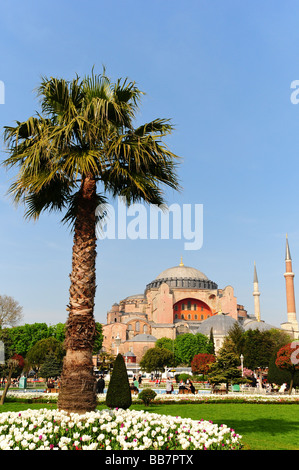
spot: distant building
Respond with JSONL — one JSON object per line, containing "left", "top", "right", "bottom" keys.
{"left": 102, "top": 237, "right": 299, "bottom": 362}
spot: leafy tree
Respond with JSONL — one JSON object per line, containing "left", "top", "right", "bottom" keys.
{"left": 275, "top": 343, "right": 299, "bottom": 394}
{"left": 93, "top": 322, "right": 103, "bottom": 354}
{"left": 0, "top": 295, "right": 23, "bottom": 328}
{"left": 3, "top": 69, "right": 180, "bottom": 414}
{"left": 155, "top": 337, "right": 175, "bottom": 352}
{"left": 106, "top": 353, "right": 131, "bottom": 409}
{"left": 39, "top": 352, "right": 63, "bottom": 381}
{"left": 155, "top": 337, "right": 176, "bottom": 365}
{"left": 243, "top": 329, "right": 280, "bottom": 370}
{"left": 226, "top": 322, "right": 245, "bottom": 356}
{"left": 48, "top": 323, "right": 66, "bottom": 343}
{"left": 268, "top": 354, "right": 299, "bottom": 388}
{"left": 207, "top": 339, "right": 243, "bottom": 392}
{"left": 175, "top": 333, "right": 212, "bottom": 365}
{"left": 26, "top": 337, "right": 65, "bottom": 372}
{"left": 0, "top": 354, "right": 25, "bottom": 405}
{"left": 0, "top": 323, "right": 50, "bottom": 357}
{"left": 191, "top": 353, "right": 216, "bottom": 379}
{"left": 140, "top": 347, "right": 174, "bottom": 375}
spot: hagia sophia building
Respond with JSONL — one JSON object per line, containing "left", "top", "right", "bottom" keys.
{"left": 101, "top": 235, "right": 299, "bottom": 363}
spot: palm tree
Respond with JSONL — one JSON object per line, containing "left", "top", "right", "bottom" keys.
{"left": 2, "top": 69, "right": 180, "bottom": 413}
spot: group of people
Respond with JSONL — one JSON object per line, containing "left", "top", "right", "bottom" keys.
{"left": 130, "top": 375, "right": 142, "bottom": 393}
{"left": 96, "top": 374, "right": 143, "bottom": 394}
{"left": 178, "top": 378, "right": 196, "bottom": 394}
{"left": 95, "top": 373, "right": 199, "bottom": 395}
{"left": 165, "top": 377, "right": 196, "bottom": 394}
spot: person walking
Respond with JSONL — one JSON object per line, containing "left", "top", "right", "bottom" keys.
{"left": 133, "top": 377, "right": 139, "bottom": 391}
{"left": 166, "top": 376, "right": 172, "bottom": 394}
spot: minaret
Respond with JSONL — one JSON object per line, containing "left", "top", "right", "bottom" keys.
{"left": 253, "top": 261, "right": 261, "bottom": 321}
{"left": 284, "top": 234, "right": 298, "bottom": 327}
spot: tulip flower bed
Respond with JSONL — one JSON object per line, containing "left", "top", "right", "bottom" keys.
{"left": 2, "top": 390, "right": 299, "bottom": 405}
{"left": 0, "top": 407, "right": 243, "bottom": 450}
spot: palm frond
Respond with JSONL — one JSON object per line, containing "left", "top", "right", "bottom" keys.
{"left": 2, "top": 68, "right": 181, "bottom": 229}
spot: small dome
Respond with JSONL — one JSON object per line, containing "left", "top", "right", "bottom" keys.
{"left": 243, "top": 320, "right": 278, "bottom": 332}
{"left": 196, "top": 314, "right": 238, "bottom": 336}
{"left": 156, "top": 265, "right": 208, "bottom": 281}
{"left": 123, "top": 351, "right": 136, "bottom": 357}
{"left": 124, "top": 294, "right": 145, "bottom": 301}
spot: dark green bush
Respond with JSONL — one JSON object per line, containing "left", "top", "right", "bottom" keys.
{"left": 105, "top": 354, "right": 132, "bottom": 409}
{"left": 138, "top": 388, "right": 157, "bottom": 406}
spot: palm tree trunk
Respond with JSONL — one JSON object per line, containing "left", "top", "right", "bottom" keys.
{"left": 58, "top": 175, "right": 98, "bottom": 413}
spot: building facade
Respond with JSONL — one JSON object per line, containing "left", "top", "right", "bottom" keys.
{"left": 102, "top": 237, "right": 299, "bottom": 363}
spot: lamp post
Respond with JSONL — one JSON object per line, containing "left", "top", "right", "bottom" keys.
{"left": 115, "top": 334, "right": 121, "bottom": 355}
{"left": 240, "top": 354, "right": 244, "bottom": 377}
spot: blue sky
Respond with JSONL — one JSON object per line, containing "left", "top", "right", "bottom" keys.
{"left": 1, "top": 1, "right": 299, "bottom": 329}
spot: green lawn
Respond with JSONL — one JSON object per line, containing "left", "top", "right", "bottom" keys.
{"left": 128, "top": 403, "right": 299, "bottom": 451}
{"left": 1, "top": 402, "right": 298, "bottom": 450}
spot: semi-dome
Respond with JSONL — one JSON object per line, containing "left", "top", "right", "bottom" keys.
{"left": 145, "top": 260, "right": 218, "bottom": 291}
{"left": 196, "top": 313, "right": 238, "bottom": 336}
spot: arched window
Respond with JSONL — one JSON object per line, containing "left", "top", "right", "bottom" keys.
{"left": 135, "top": 321, "right": 140, "bottom": 332}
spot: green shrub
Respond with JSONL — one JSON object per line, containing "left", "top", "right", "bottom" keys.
{"left": 106, "top": 354, "right": 132, "bottom": 409}
{"left": 138, "top": 388, "right": 157, "bottom": 406}
{"left": 175, "top": 373, "right": 192, "bottom": 383}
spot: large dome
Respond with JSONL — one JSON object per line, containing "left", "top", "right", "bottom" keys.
{"left": 156, "top": 265, "right": 209, "bottom": 281}
{"left": 145, "top": 261, "right": 217, "bottom": 291}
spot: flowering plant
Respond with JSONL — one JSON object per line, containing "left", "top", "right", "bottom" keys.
{"left": 0, "top": 408, "right": 242, "bottom": 450}
{"left": 2, "top": 390, "right": 299, "bottom": 404}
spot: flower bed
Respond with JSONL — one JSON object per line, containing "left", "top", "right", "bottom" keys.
{"left": 0, "top": 408, "right": 242, "bottom": 450}
{"left": 2, "top": 390, "right": 299, "bottom": 405}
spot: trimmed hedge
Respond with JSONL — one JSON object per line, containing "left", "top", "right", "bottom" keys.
{"left": 105, "top": 354, "right": 132, "bottom": 409}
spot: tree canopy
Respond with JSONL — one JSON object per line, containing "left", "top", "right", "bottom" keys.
{"left": 140, "top": 347, "right": 174, "bottom": 375}
{"left": 207, "top": 339, "right": 244, "bottom": 391}
{"left": 226, "top": 324, "right": 292, "bottom": 371}
{"left": 275, "top": 343, "right": 299, "bottom": 394}
{"left": 155, "top": 333, "right": 213, "bottom": 366}
{"left": 0, "top": 295, "right": 23, "bottom": 328}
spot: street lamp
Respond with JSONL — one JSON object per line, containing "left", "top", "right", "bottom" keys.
{"left": 115, "top": 334, "right": 121, "bottom": 355}
{"left": 240, "top": 354, "right": 244, "bottom": 377}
